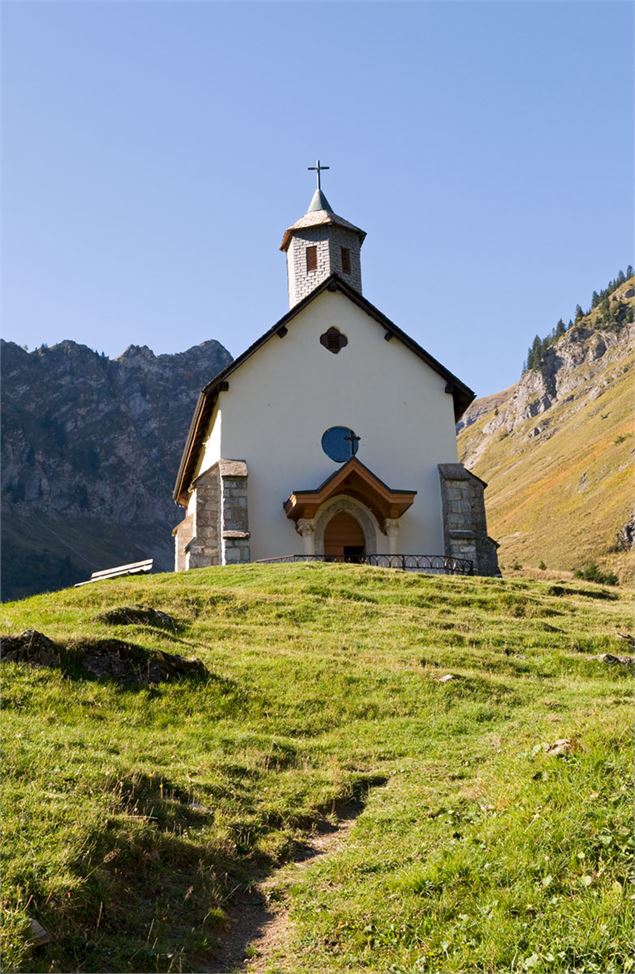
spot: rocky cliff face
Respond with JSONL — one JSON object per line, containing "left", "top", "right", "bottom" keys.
{"left": 457, "top": 279, "right": 634, "bottom": 575}
{"left": 459, "top": 319, "right": 632, "bottom": 465}
{"left": 2, "top": 339, "right": 232, "bottom": 600}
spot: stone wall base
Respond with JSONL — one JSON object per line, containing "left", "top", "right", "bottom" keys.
{"left": 438, "top": 463, "right": 500, "bottom": 577}
{"left": 173, "top": 460, "right": 250, "bottom": 570}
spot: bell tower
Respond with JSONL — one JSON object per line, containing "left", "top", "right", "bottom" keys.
{"left": 280, "top": 160, "right": 366, "bottom": 308}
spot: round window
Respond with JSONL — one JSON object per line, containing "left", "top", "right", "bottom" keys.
{"left": 321, "top": 426, "right": 360, "bottom": 462}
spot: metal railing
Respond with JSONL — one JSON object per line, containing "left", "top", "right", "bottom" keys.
{"left": 255, "top": 554, "right": 473, "bottom": 575}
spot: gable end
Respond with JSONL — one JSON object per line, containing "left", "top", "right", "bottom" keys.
{"left": 173, "top": 274, "right": 475, "bottom": 505}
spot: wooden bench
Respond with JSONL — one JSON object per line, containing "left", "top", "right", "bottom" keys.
{"left": 74, "top": 559, "right": 154, "bottom": 586}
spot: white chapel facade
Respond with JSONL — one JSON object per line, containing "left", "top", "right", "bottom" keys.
{"left": 173, "top": 169, "right": 499, "bottom": 576}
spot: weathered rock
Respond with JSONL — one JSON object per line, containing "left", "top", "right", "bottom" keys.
{"left": 1, "top": 630, "right": 60, "bottom": 667}
{"left": 437, "top": 673, "right": 457, "bottom": 683}
{"left": 546, "top": 738, "right": 574, "bottom": 757}
{"left": 28, "top": 918, "right": 51, "bottom": 947}
{"left": 614, "top": 512, "right": 635, "bottom": 551}
{"left": 68, "top": 638, "right": 208, "bottom": 686}
{"left": 592, "top": 653, "right": 635, "bottom": 667}
{"left": 1, "top": 630, "right": 208, "bottom": 686}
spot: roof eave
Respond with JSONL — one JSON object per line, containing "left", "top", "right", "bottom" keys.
{"left": 172, "top": 390, "right": 213, "bottom": 505}
{"left": 279, "top": 216, "right": 367, "bottom": 252}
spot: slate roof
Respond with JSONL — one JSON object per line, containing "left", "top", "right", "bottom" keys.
{"left": 173, "top": 274, "right": 475, "bottom": 505}
{"left": 279, "top": 207, "right": 366, "bottom": 252}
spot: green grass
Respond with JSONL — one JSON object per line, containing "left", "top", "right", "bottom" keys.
{"left": 1, "top": 564, "right": 633, "bottom": 973}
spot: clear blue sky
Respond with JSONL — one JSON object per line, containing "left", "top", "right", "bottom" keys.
{"left": 2, "top": 1, "right": 633, "bottom": 395}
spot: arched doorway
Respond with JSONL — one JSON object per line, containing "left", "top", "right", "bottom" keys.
{"left": 324, "top": 511, "right": 365, "bottom": 562}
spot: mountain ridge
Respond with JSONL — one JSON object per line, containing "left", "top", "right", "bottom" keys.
{"left": 458, "top": 277, "right": 634, "bottom": 577}
{"left": 1, "top": 337, "right": 232, "bottom": 599}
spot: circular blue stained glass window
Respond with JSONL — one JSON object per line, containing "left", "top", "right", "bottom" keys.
{"left": 321, "top": 426, "right": 360, "bottom": 462}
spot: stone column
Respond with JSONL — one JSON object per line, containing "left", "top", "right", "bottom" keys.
{"left": 219, "top": 460, "right": 250, "bottom": 564}
{"left": 297, "top": 518, "right": 316, "bottom": 555}
{"left": 385, "top": 518, "right": 400, "bottom": 555}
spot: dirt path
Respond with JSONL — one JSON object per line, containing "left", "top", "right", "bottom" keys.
{"left": 212, "top": 801, "right": 365, "bottom": 973}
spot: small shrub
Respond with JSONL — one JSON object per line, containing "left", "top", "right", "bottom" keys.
{"left": 511, "top": 560, "right": 523, "bottom": 571}
{"left": 574, "top": 563, "right": 619, "bottom": 586}
{"left": 538, "top": 560, "right": 547, "bottom": 571}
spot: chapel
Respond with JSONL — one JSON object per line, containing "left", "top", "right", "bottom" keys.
{"left": 173, "top": 165, "right": 499, "bottom": 576}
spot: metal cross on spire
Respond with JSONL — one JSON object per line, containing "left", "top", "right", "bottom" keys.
{"left": 308, "top": 159, "right": 330, "bottom": 191}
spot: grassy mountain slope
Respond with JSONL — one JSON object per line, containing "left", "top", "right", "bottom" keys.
{"left": 2, "top": 564, "right": 632, "bottom": 973}
{"left": 458, "top": 280, "right": 634, "bottom": 578}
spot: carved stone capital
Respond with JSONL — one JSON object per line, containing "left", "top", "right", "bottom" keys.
{"left": 297, "top": 518, "right": 316, "bottom": 555}
{"left": 297, "top": 518, "right": 316, "bottom": 537}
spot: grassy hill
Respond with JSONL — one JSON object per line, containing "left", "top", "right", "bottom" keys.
{"left": 458, "top": 279, "right": 634, "bottom": 580}
{"left": 1, "top": 564, "right": 633, "bottom": 973}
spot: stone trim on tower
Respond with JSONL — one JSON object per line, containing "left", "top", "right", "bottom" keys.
{"left": 438, "top": 464, "right": 500, "bottom": 576}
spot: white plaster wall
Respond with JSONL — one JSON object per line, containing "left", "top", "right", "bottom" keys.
{"left": 200, "top": 290, "right": 460, "bottom": 559}
{"left": 199, "top": 404, "right": 222, "bottom": 474}
{"left": 187, "top": 404, "right": 221, "bottom": 518}
{"left": 186, "top": 490, "right": 197, "bottom": 517}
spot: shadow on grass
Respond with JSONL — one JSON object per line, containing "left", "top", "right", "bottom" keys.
{"left": 547, "top": 584, "right": 618, "bottom": 601}
{"left": 212, "top": 774, "right": 389, "bottom": 973}
{"left": 21, "top": 774, "right": 388, "bottom": 973}
{"left": 24, "top": 776, "right": 237, "bottom": 973}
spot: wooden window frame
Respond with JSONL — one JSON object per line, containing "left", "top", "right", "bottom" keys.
{"left": 306, "top": 246, "right": 318, "bottom": 272}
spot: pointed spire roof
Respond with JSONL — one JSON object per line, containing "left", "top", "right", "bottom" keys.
{"left": 307, "top": 187, "right": 333, "bottom": 213}
{"left": 279, "top": 190, "right": 366, "bottom": 252}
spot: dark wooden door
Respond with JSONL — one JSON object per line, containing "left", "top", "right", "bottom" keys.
{"left": 324, "top": 512, "right": 365, "bottom": 560}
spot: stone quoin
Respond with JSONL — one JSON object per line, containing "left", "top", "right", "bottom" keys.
{"left": 173, "top": 165, "right": 499, "bottom": 575}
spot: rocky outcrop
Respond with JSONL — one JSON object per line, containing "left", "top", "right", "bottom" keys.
{"left": 614, "top": 511, "right": 635, "bottom": 552}
{"left": 456, "top": 278, "right": 634, "bottom": 575}
{"left": 2, "top": 338, "right": 232, "bottom": 599}
{"left": 460, "top": 317, "right": 633, "bottom": 468}
{"left": 1, "top": 629, "right": 209, "bottom": 686}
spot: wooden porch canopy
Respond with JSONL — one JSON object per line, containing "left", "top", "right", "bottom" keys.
{"left": 283, "top": 457, "right": 416, "bottom": 533}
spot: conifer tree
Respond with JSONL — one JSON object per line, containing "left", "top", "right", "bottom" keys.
{"left": 527, "top": 335, "right": 542, "bottom": 370}
{"left": 575, "top": 304, "right": 584, "bottom": 321}
{"left": 626, "top": 264, "right": 633, "bottom": 279}
{"left": 555, "top": 319, "right": 566, "bottom": 338}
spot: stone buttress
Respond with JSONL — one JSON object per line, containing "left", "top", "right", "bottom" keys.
{"left": 438, "top": 464, "right": 500, "bottom": 576}
{"left": 173, "top": 460, "right": 250, "bottom": 569}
